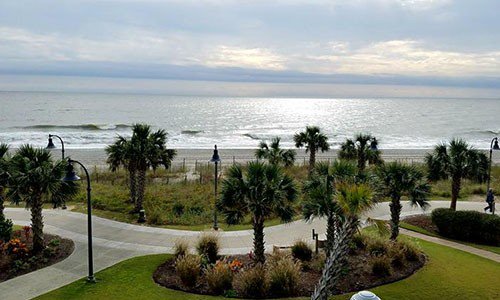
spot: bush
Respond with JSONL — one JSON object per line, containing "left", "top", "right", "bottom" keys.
{"left": 367, "top": 237, "right": 388, "bottom": 256}
{"left": 371, "top": 256, "right": 392, "bottom": 277}
{"left": 233, "top": 264, "right": 268, "bottom": 298}
{"left": 432, "top": 208, "right": 500, "bottom": 246}
{"left": 0, "top": 216, "right": 13, "bottom": 242}
{"left": 291, "top": 240, "right": 312, "bottom": 261}
{"left": 174, "top": 240, "right": 189, "bottom": 258}
{"left": 351, "top": 233, "right": 367, "bottom": 250}
{"left": 398, "top": 240, "right": 421, "bottom": 262}
{"left": 196, "top": 234, "right": 219, "bottom": 264}
{"left": 204, "top": 260, "right": 233, "bottom": 294}
{"left": 388, "top": 243, "right": 406, "bottom": 267}
{"left": 175, "top": 254, "right": 201, "bottom": 287}
{"left": 267, "top": 255, "right": 301, "bottom": 297}
{"left": 172, "top": 202, "right": 185, "bottom": 217}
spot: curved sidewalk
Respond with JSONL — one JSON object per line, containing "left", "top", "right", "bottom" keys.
{"left": 1, "top": 201, "right": 493, "bottom": 300}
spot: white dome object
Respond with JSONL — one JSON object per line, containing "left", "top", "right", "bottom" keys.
{"left": 350, "top": 290, "right": 381, "bottom": 300}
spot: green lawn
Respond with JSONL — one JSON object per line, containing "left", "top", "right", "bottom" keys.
{"left": 36, "top": 236, "right": 500, "bottom": 300}
{"left": 400, "top": 222, "right": 500, "bottom": 255}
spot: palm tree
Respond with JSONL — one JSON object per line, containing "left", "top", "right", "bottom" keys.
{"left": 8, "top": 145, "right": 77, "bottom": 253}
{"left": 106, "top": 136, "right": 138, "bottom": 204}
{"left": 302, "top": 160, "right": 357, "bottom": 254}
{"left": 0, "top": 143, "right": 10, "bottom": 219}
{"left": 294, "top": 126, "right": 330, "bottom": 173}
{"left": 255, "top": 137, "right": 296, "bottom": 167}
{"left": 311, "top": 183, "right": 376, "bottom": 300}
{"left": 218, "top": 161, "right": 297, "bottom": 263}
{"left": 426, "top": 139, "right": 487, "bottom": 210}
{"left": 339, "top": 134, "right": 382, "bottom": 172}
{"left": 131, "top": 124, "right": 176, "bottom": 212}
{"left": 376, "top": 162, "right": 430, "bottom": 240}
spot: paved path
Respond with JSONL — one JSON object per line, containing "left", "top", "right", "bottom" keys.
{"left": 399, "top": 228, "right": 500, "bottom": 263}
{"left": 1, "top": 201, "right": 495, "bottom": 299}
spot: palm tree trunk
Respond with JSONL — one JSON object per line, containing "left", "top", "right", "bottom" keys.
{"left": 253, "top": 215, "right": 266, "bottom": 264}
{"left": 128, "top": 166, "right": 137, "bottom": 204}
{"left": 31, "top": 194, "right": 44, "bottom": 254}
{"left": 309, "top": 148, "right": 316, "bottom": 174}
{"left": 0, "top": 186, "right": 5, "bottom": 219}
{"left": 389, "top": 197, "right": 402, "bottom": 240}
{"left": 135, "top": 168, "right": 146, "bottom": 212}
{"left": 450, "top": 175, "right": 461, "bottom": 211}
{"left": 311, "top": 219, "right": 357, "bottom": 300}
{"left": 325, "top": 213, "right": 337, "bottom": 256}
{"left": 357, "top": 151, "right": 365, "bottom": 172}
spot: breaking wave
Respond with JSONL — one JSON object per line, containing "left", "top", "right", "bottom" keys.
{"left": 14, "top": 124, "right": 133, "bottom": 131}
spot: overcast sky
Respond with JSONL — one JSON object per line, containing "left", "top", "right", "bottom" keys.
{"left": 0, "top": 0, "right": 499, "bottom": 96}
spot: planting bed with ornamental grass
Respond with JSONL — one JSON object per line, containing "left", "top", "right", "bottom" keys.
{"left": 153, "top": 235, "right": 425, "bottom": 298}
{"left": 0, "top": 226, "right": 74, "bottom": 282}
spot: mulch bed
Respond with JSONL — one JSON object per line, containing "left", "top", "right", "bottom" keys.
{"left": 0, "top": 230, "right": 74, "bottom": 282}
{"left": 153, "top": 248, "right": 426, "bottom": 298}
{"left": 403, "top": 215, "right": 439, "bottom": 234}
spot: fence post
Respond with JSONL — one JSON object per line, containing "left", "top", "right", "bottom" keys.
{"left": 183, "top": 158, "right": 186, "bottom": 170}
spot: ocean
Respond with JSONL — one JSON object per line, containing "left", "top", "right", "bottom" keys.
{"left": 1, "top": 91, "right": 499, "bottom": 150}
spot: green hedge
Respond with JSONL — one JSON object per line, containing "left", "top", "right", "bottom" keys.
{"left": 431, "top": 208, "right": 500, "bottom": 246}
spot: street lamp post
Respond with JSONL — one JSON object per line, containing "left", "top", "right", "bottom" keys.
{"left": 47, "top": 134, "right": 68, "bottom": 209}
{"left": 487, "top": 137, "right": 500, "bottom": 192}
{"left": 46, "top": 134, "right": 65, "bottom": 159}
{"left": 210, "top": 145, "right": 221, "bottom": 231}
{"left": 63, "top": 159, "right": 96, "bottom": 283}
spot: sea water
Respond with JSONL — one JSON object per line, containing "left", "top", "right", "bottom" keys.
{"left": 0, "top": 91, "right": 499, "bottom": 150}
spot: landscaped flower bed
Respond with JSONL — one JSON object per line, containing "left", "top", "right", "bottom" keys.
{"left": 0, "top": 226, "right": 74, "bottom": 282}
{"left": 153, "top": 234, "right": 426, "bottom": 298}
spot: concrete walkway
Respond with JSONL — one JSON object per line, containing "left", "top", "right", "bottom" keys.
{"left": 1, "top": 201, "right": 495, "bottom": 299}
{"left": 400, "top": 228, "right": 500, "bottom": 263}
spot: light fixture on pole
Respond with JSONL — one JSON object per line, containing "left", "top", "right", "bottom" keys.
{"left": 46, "top": 134, "right": 65, "bottom": 159}
{"left": 63, "top": 159, "right": 96, "bottom": 283}
{"left": 210, "top": 145, "right": 221, "bottom": 231}
{"left": 487, "top": 137, "right": 499, "bottom": 192}
{"left": 47, "top": 134, "right": 68, "bottom": 209}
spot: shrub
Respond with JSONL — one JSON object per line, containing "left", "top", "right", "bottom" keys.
{"left": 204, "top": 260, "right": 233, "bottom": 294}
{"left": 367, "top": 237, "right": 388, "bottom": 256}
{"left": 267, "top": 255, "right": 301, "bottom": 297}
{"left": 3, "top": 238, "right": 29, "bottom": 260}
{"left": 174, "top": 240, "right": 189, "bottom": 258}
{"left": 351, "top": 233, "right": 367, "bottom": 250}
{"left": 233, "top": 264, "right": 268, "bottom": 298}
{"left": 398, "top": 240, "right": 421, "bottom": 262}
{"left": 196, "top": 234, "right": 219, "bottom": 264}
{"left": 371, "top": 256, "right": 392, "bottom": 277}
{"left": 175, "top": 254, "right": 201, "bottom": 287}
{"left": 172, "top": 202, "right": 185, "bottom": 217}
{"left": 291, "top": 240, "right": 313, "bottom": 261}
{"left": 0, "top": 216, "right": 13, "bottom": 242}
{"left": 432, "top": 208, "right": 500, "bottom": 246}
{"left": 388, "top": 243, "right": 406, "bottom": 267}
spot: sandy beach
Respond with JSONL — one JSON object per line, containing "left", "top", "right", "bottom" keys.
{"left": 43, "top": 148, "right": 500, "bottom": 171}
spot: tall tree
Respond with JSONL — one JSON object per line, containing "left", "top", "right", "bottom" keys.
{"left": 302, "top": 160, "right": 357, "bottom": 255}
{"left": 218, "top": 162, "right": 297, "bottom": 263}
{"left": 255, "top": 137, "right": 296, "bottom": 167}
{"left": 376, "top": 162, "right": 430, "bottom": 240}
{"left": 339, "top": 134, "right": 382, "bottom": 172}
{"left": 0, "top": 143, "right": 10, "bottom": 219}
{"left": 131, "top": 124, "right": 176, "bottom": 212}
{"left": 9, "top": 145, "right": 77, "bottom": 253}
{"left": 426, "top": 139, "right": 487, "bottom": 210}
{"left": 294, "top": 126, "right": 330, "bottom": 174}
{"left": 106, "top": 136, "right": 138, "bottom": 204}
{"left": 311, "top": 183, "right": 376, "bottom": 300}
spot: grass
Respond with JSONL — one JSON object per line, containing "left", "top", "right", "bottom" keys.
{"left": 400, "top": 221, "right": 500, "bottom": 255}
{"left": 35, "top": 236, "right": 500, "bottom": 300}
